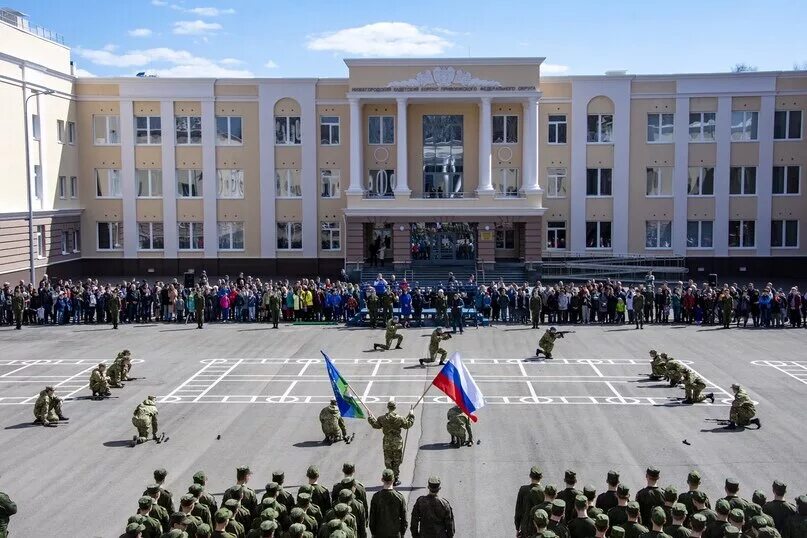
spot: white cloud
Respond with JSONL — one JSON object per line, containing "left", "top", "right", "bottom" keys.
{"left": 429, "top": 27, "right": 469, "bottom": 37}
{"left": 172, "top": 20, "right": 222, "bottom": 35}
{"left": 220, "top": 58, "right": 243, "bottom": 66}
{"left": 74, "top": 67, "right": 95, "bottom": 77}
{"left": 187, "top": 7, "right": 236, "bottom": 16}
{"left": 128, "top": 28, "right": 153, "bottom": 38}
{"left": 307, "top": 22, "right": 453, "bottom": 57}
{"left": 151, "top": 0, "right": 167, "bottom": 5}
{"left": 541, "top": 63, "right": 570, "bottom": 74}
{"left": 73, "top": 46, "right": 252, "bottom": 77}
{"left": 102, "top": 43, "right": 118, "bottom": 52}
{"left": 264, "top": 60, "right": 278, "bottom": 69}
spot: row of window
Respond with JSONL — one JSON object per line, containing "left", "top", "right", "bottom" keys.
{"left": 32, "top": 226, "right": 81, "bottom": 258}
{"left": 97, "top": 221, "right": 343, "bottom": 252}
{"left": 31, "top": 116, "right": 77, "bottom": 145}
{"left": 93, "top": 115, "right": 243, "bottom": 146}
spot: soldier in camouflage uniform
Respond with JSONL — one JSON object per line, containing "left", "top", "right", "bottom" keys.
{"left": 33, "top": 386, "right": 67, "bottom": 426}
{"left": 116, "top": 350, "right": 133, "bottom": 380}
{"left": 366, "top": 292, "right": 379, "bottom": 329}
{"left": 434, "top": 290, "right": 448, "bottom": 326}
{"left": 319, "top": 399, "right": 348, "bottom": 444}
{"left": 11, "top": 287, "right": 24, "bottom": 330}
{"left": 420, "top": 327, "right": 451, "bottom": 366}
{"left": 665, "top": 358, "right": 686, "bottom": 387}
{"left": 537, "top": 327, "right": 560, "bottom": 359}
{"left": 374, "top": 318, "right": 403, "bottom": 351}
{"left": 728, "top": 384, "right": 761, "bottom": 429}
{"left": 194, "top": 287, "right": 206, "bottom": 329}
{"left": 648, "top": 350, "right": 664, "bottom": 380}
{"left": 367, "top": 401, "right": 415, "bottom": 486}
{"left": 131, "top": 396, "right": 159, "bottom": 445}
{"left": 381, "top": 291, "right": 394, "bottom": 323}
{"left": 410, "top": 476, "right": 454, "bottom": 538}
{"left": 446, "top": 405, "right": 473, "bottom": 447}
{"left": 109, "top": 287, "right": 122, "bottom": 329}
{"left": 682, "top": 370, "right": 715, "bottom": 404}
{"left": 268, "top": 290, "right": 281, "bottom": 329}
{"left": 107, "top": 357, "right": 127, "bottom": 388}
{"left": 89, "top": 363, "right": 112, "bottom": 400}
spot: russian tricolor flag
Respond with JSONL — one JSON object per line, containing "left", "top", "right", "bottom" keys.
{"left": 432, "top": 352, "right": 486, "bottom": 422}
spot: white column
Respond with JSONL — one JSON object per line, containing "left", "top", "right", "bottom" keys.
{"left": 347, "top": 97, "right": 363, "bottom": 194}
{"left": 522, "top": 98, "right": 540, "bottom": 192}
{"left": 258, "top": 86, "right": 277, "bottom": 258}
{"left": 714, "top": 96, "right": 732, "bottom": 257}
{"left": 300, "top": 83, "right": 318, "bottom": 258}
{"left": 756, "top": 95, "right": 775, "bottom": 256}
{"left": 394, "top": 97, "right": 410, "bottom": 195}
{"left": 201, "top": 99, "right": 217, "bottom": 258}
{"left": 477, "top": 97, "right": 493, "bottom": 193}
{"left": 611, "top": 83, "right": 631, "bottom": 256}
{"left": 569, "top": 89, "right": 588, "bottom": 253}
{"left": 160, "top": 99, "right": 178, "bottom": 258}
{"left": 672, "top": 96, "right": 690, "bottom": 256}
{"left": 120, "top": 99, "right": 137, "bottom": 258}
{"left": 34, "top": 94, "right": 47, "bottom": 211}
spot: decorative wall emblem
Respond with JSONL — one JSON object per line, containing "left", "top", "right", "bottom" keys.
{"left": 388, "top": 67, "right": 502, "bottom": 88}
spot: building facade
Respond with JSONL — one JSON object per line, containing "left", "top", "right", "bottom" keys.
{"left": 3, "top": 11, "right": 807, "bottom": 282}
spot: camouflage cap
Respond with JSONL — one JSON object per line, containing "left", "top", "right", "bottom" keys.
{"left": 335, "top": 503, "right": 350, "bottom": 516}
{"left": 382, "top": 469, "right": 394, "bottom": 482}
{"left": 271, "top": 470, "right": 285, "bottom": 483}
{"left": 752, "top": 490, "right": 767, "bottom": 506}
{"left": 751, "top": 515, "right": 769, "bottom": 529}
{"left": 725, "top": 478, "right": 740, "bottom": 490}
{"left": 651, "top": 506, "right": 666, "bottom": 525}
{"left": 617, "top": 484, "right": 630, "bottom": 498}
{"left": 188, "top": 484, "right": 203, "bottom": 496}
{"left": 387, "top": 400, "right": 397, "bottom": 409}
{"left": 288, "top": 523, "right": 306, "bottom": 537}
{"left": 223, "top": 499, "right": 239, "bottom": 509}
{"left": 693, "top": 490, "right": 708, "bottom": 503}
{"left": 330, "top": 532, "right": 347, "bottom": 538}
{"left": 550, "top": 499, "right": 565, "bottom": 516}
{"left": 340, "top": 476, "right": 355, "bottom": 488}
{"left": 594, "top": 513, "right": 609, "bottom": 531}
{"left": 687, "top": 470, "right": 701, "bottom": 484}
{"left": 298, "top": 484, "right": 312, "bottom": 495}
{"left": 626, "top": 501, "right": 640, "bottom": 515}
{"left": 529, "top": 465, "right": 542, "bottom": 479}
{"left": 610, "top": 527, "right": 625, "bottom": 538}
{"left": 164, "top": 531, "right": 186, "bottom": 538}
{"left": 715, "top": 499, "right": 731, "bottom": 514}
{"left": 146, "top": 483, "right": 161, "bottom": 494}
{"left": 427, "top": 476, "right": 441, "bottom": 489}
{"left": 214, "top": 509, "right": 232, "bottom": 523}
{"left": 180, "top": 494, "right": 196, "bottom": 506}
{"left": 126, "top": 522, "right": 146, "bottom": 533}
{"left": 543, "top": 484, "right": 557, "bottom": 496}
{"left": 306, "top": 465, "right": 319, "bottom": 478}
{"left": 564, "top": 470, "right": 577, "bottom": 483}
{"left": 289, "top": 507, "right": 305, "bottom": 519}
{"left": 723, "top": 525, "right": 741, "bottom": 537}
{"left": 192, "top": 471, "right": 207, "bottom": 484}
{"left": 541, "top": 532, "right": 557, "bottom": 538}
{"left": 138, "top": 496, "right": 153, "bottom": 508}
{"left": 260, "top": 520, "right": 279, "bottom": 532}
{"left": 663, "top": 485, "right": 678, "bottom": 502}
{"left": 728, "top": 508, "right": 745, "bottom": 524}
{"left": 671, "top": 503, "right": 687, "bottom": 518}
{"left": 797, "top": 495, "right": 807, "bottom": 507}
{"left": 236, "top": 465, "right": 251, "bottom": 476}
{"left": 169, "top": 512, "right": 192, "bottom": 525}
{"left": 297, "top": 492, "right": 311, "bottom": 504}
{"left": 260, "top": 508, "right": 278, "bottom": 520}
{"left": 574, "top": 495, "right": 587, "bottom": 509}
{"left": 690, "top": 513, "right": 707, "bottom": 532}
{"left": 772, "top": 480, "right": 786, "bottom": 495}
{"left": 264, "top": 482, "right": 279, "bottom": 495}
{"left": 589, "top": 507, "right": 604, "bottom": 518}
{"left": 607, "top": 470, "right": 620, "bottom": 484}
{"left": 154, "top": 468, "right": 168, "bottom": 479}
{"left": 342, "top": 462, "right": 355, "bottom": 474}
{"left": 338, "top": 489, "right": 353, "bottom": 502}
{"left": 583, "top": 485, "right": 596, "bottom": 500}
{"left": 649, "top": 349, "right": 658, "bottom": 356}
{"left": 326, "top": 520, "right": 343, "bottom": 531}
{"left": 646, "top": 467, "right": 660, "bottom": 479}
{"left": 532, "top": 508, "right": 548, "bottom": 526}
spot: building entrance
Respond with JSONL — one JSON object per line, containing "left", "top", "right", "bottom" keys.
{"left": 410, "top": 222, "right": 476, "bottom": 262}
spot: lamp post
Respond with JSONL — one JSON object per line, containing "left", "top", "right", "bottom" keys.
{"left": 23, "top": 87, "right": 55, "bottom": 286}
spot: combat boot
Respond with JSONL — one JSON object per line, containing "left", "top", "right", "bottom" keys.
{"left": 726, "top": 422, "right": 737, "bottom": 430}
{"left": 418, "top": 359, "right": 425, "bottom": 367}
{"left": 58, "top": 414, "right": 69, "bottom": 421}
{"left": 750, "top": 417, "right": 761, "bottom": 429}
{"left": 373, "top": 344, "right": 384, "bottom": 351}
{"left": 395, "top": 344, "right": 402, "bottom": 349}
{"left": 682, "top": 399, "right": 693, "bottom": 405}
{"left": 707, "top": 393, "right": 715, "bottom": 403}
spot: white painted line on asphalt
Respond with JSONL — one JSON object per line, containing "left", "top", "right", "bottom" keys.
{"left": 685, "top": 364, "right": 734, "bottom": 398}
{"left": 280, "top": 381, "right": 298, "bottom": 401}
{"left": 517, "top": 361, "right": 528, "bottom": 378}
{"left": 0, "top": 362, "right": 39, "bottom": 377}
{"left": 362, "top": 381, "right": 374, "bottom": 401}
{"left": 605, "top": 381, "right": 627, "bottom": 404}
{"left": 525, "top": 381, "right": 538, "bottom": 400}
{"left": 586, "top": 360, "right": 605, "bottom": 377}
{"left": 297, "top": 360, "right": 314, "bottom": 377}
{"left": 192, "top": 359, "right": 244, "bottom": 403}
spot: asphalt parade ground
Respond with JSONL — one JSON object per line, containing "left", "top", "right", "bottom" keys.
{"left": 0, "top": 321, "right": 805, "bottom": 537}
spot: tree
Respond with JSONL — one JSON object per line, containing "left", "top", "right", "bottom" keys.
{"left": 732, "top": 63, "right": 758, "bottom": 73}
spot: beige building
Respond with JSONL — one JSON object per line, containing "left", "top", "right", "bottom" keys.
{"left": 2, "top": 10, "right": 806, "bottom": 282}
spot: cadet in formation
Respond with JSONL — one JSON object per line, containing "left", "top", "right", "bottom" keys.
{"left": 131, "top": 395, "right": 160, "bottom": 446}
{"left": 369, "top": 469, "right": 407, "bottom": 538}
{"left": 0, "top": 486, "right": 16, "bottom": 538}
{"left": 420, "top": 327, "right": 451, "bottom": 367}
{"left": 373, "top": 318, "right": 403, "bottom": 351}
{"left": 89, "top": 362, "right": 112, "bottom": 400}
{"left": 728, "top": 384, "right": 761, "bottom": 429}
{"left": 665, "top": 357, "right": 686, "bottom": 387}
{"left": 319, "top": 399, "right": 350, "bottom": 444}
{"left": 367, "top": 401, "right": 415, "bottom": 486}
{"left": 33, "top": 385, "right": 68, "bottom": 427}
{"left": 445, "top": 405, "right": 473, "bottom": 448}
{"left": 536, "top": 327, "right": 561, "bottom": 359}
{"left": 681, "top": 370, "right": 715, "bottom": 404}
{"left": 410, "top": 476, "right": 454, "bottom": 538}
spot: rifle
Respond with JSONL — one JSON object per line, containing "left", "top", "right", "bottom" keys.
{"left": 555, "top": 330, "right": 575, "bottom": 338}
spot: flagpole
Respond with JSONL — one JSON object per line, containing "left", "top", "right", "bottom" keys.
{"left": 343, "top": 377, "right": 375, "bottom": 419}
{"left": 410, "top": 379, "right": 435, "bottom": 413}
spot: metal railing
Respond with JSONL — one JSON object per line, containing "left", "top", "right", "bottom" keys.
{"left": 0, "top": 9, "right": 65, "bottom": 45}
{"left": 410, "top": 191, "right": 478, "bottom": 199}
{"left": 362, "top": 191, "right": 395, "bottom": 199}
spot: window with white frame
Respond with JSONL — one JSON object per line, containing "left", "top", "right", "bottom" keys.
{"left": 586, "top": 221, "right": 612, "bottom": 248}
{"left": 547, "top": 221, "right": 567, "bottom": 249}
{"left": 176, "top": 169, "right": 203, "bottom": 198}
{"left": 687, "top": 220, "right": 713, "bottom": 249}
{"left": 277, "top": 221, "right": 302, "bottom": 250}
{"left": 647, "top": 113, "right": 674, "bottom": 143}
{"left": 175, "top": 115, "right": 202, "bottom": 145}
{"left": 771, "top": 220, "right": 798, "bottom": 248}
{"left": 216, "top": 116, "right": 243, "bottom": 145}
{"left": 218, "top": 221, "right": 244, "bottom": 250}
{"left": 72, "top": 229, "right": 80, "bottom": 252}
{"left": 772, "top": 165, "right": 800, "bottom": 195}
{"left": 731, "top": 111, "right": 758, "bottom": 141}
{"left": 35, "top": 225, "right": 45, "bottom": 258}
{"left": 773, "top": 110, "right": 802, "bottom": 140}
{"left": 367, "top": 169, "right": 395, "bottom": 197}
{"left": 274, "top": 116, "right": 300, "bottom": 145}
{"left": 57, "top": 120, "right": 65, "bottom": 144}
{"left": 547, "top": 115, "right": 567, "bottom": 144}
{"left": 58, "top": 176, "right": 66, "bottom": 199}
{"left": 67, "top": 121, "right": 76, "bottom": 144}
{"left": 493, "top": 168, "right": 520, "bottom": 197}
{"left": 61, "top": 231, "right": 69, "bottom": 255}
{"left": 646, "top": 167, "right": 672, "bottom": 196}
{"left": 320, "top": 116, "right": 340, "bottom": 145}
{"left": 320, "top": 221, "right": 341, "bottom": 251}
{"left": 69, "top": 176, "right": 78, "bottom": 199}
{"left": 217, "top": 169, "right": 244, "bottom": 199}
{"left": 587, "top": 114, "right": 613, "bottom": 143}
{"left": 492, "top": 115, "right": 518, "bottom": 144}
{"left": 645, "top": 220, "right": 672, "bottom": 249}
{"left": 178, "top": 222, "right": 204, "bottom": 250}
{"left": 687, "top": 167, "right": 715, "bottom": 196}
{"left": 729, "top": 166, "right": 757, "bottom": 195}
{"left": 320, "top": 169, "right": 341, "bottom": 198}
{"left": 728, "top": 220, "right": 755, "bottom": 248}
{"left": 586, "top": 168, "right": 612, "bottom": 196}
{"left": 97, "top": 222, "right": 122, "bottom": 250}
{"left": 34, "top": 165, "right": 42, "bottom": 200}
{"left": 546, "top": 168, "right": 567, "bottom": 198}
{"left": 96, "top": 169, "right": 122, "bottom": 198}
{"left": 275, "top": 169, "right": 302, "bottom": 198}
{"left": 32, "top": 114, "right": 41, "bottom": 140}
{"left": 495, "top": 223, "right": 515, "bottom": 249}
{"left": 93, "top": 115, "right": 120, "bottom": 145}
{"left": 368, "top": 115, "right": 394, "bottom": 145}
{"left": 689, "top": 112, "right": 716, "bottom": 142}
{"left": 135, "top": 116, "right": 161, "bottom": 144}
{"left": 138, "top": 222, "right": 164, "bottom": 250}
{"left": 136, "top": 169, "right": 163, "bottom": 198}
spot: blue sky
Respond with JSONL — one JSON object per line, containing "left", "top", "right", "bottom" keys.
{"left": 12, "top": 0, "right": 807, "bottom": 78}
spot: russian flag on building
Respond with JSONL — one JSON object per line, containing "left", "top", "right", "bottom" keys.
{"left": 432, "top": 352, "right": 485, "bottom": 422}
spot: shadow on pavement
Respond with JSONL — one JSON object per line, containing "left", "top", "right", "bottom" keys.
{"left": 103, "top": 439, "right": 134, "bottom": 447}
{"left": 293, "top": 440, "right": 326, "bottom": 448}
{"left": 418, "top": 442, "right": 456, "bottom": 451}
{"left": 4, "top": 422, "right": 42, "bottom": 430}
{"left": 159, "top": 327, "right": 197, "bottom": 332}
{"left": 699, "top": 426, "right": 748, "bottom": 434}
{"left": 605, "top": 328, "right": 636, "bottom": 332}
{"left": 237, "top": 327, "right": 274, "bottom": 332}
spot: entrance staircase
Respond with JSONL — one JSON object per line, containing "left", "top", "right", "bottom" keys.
{"left": 540, "top": 253, "right": 688, "bottom": 284}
